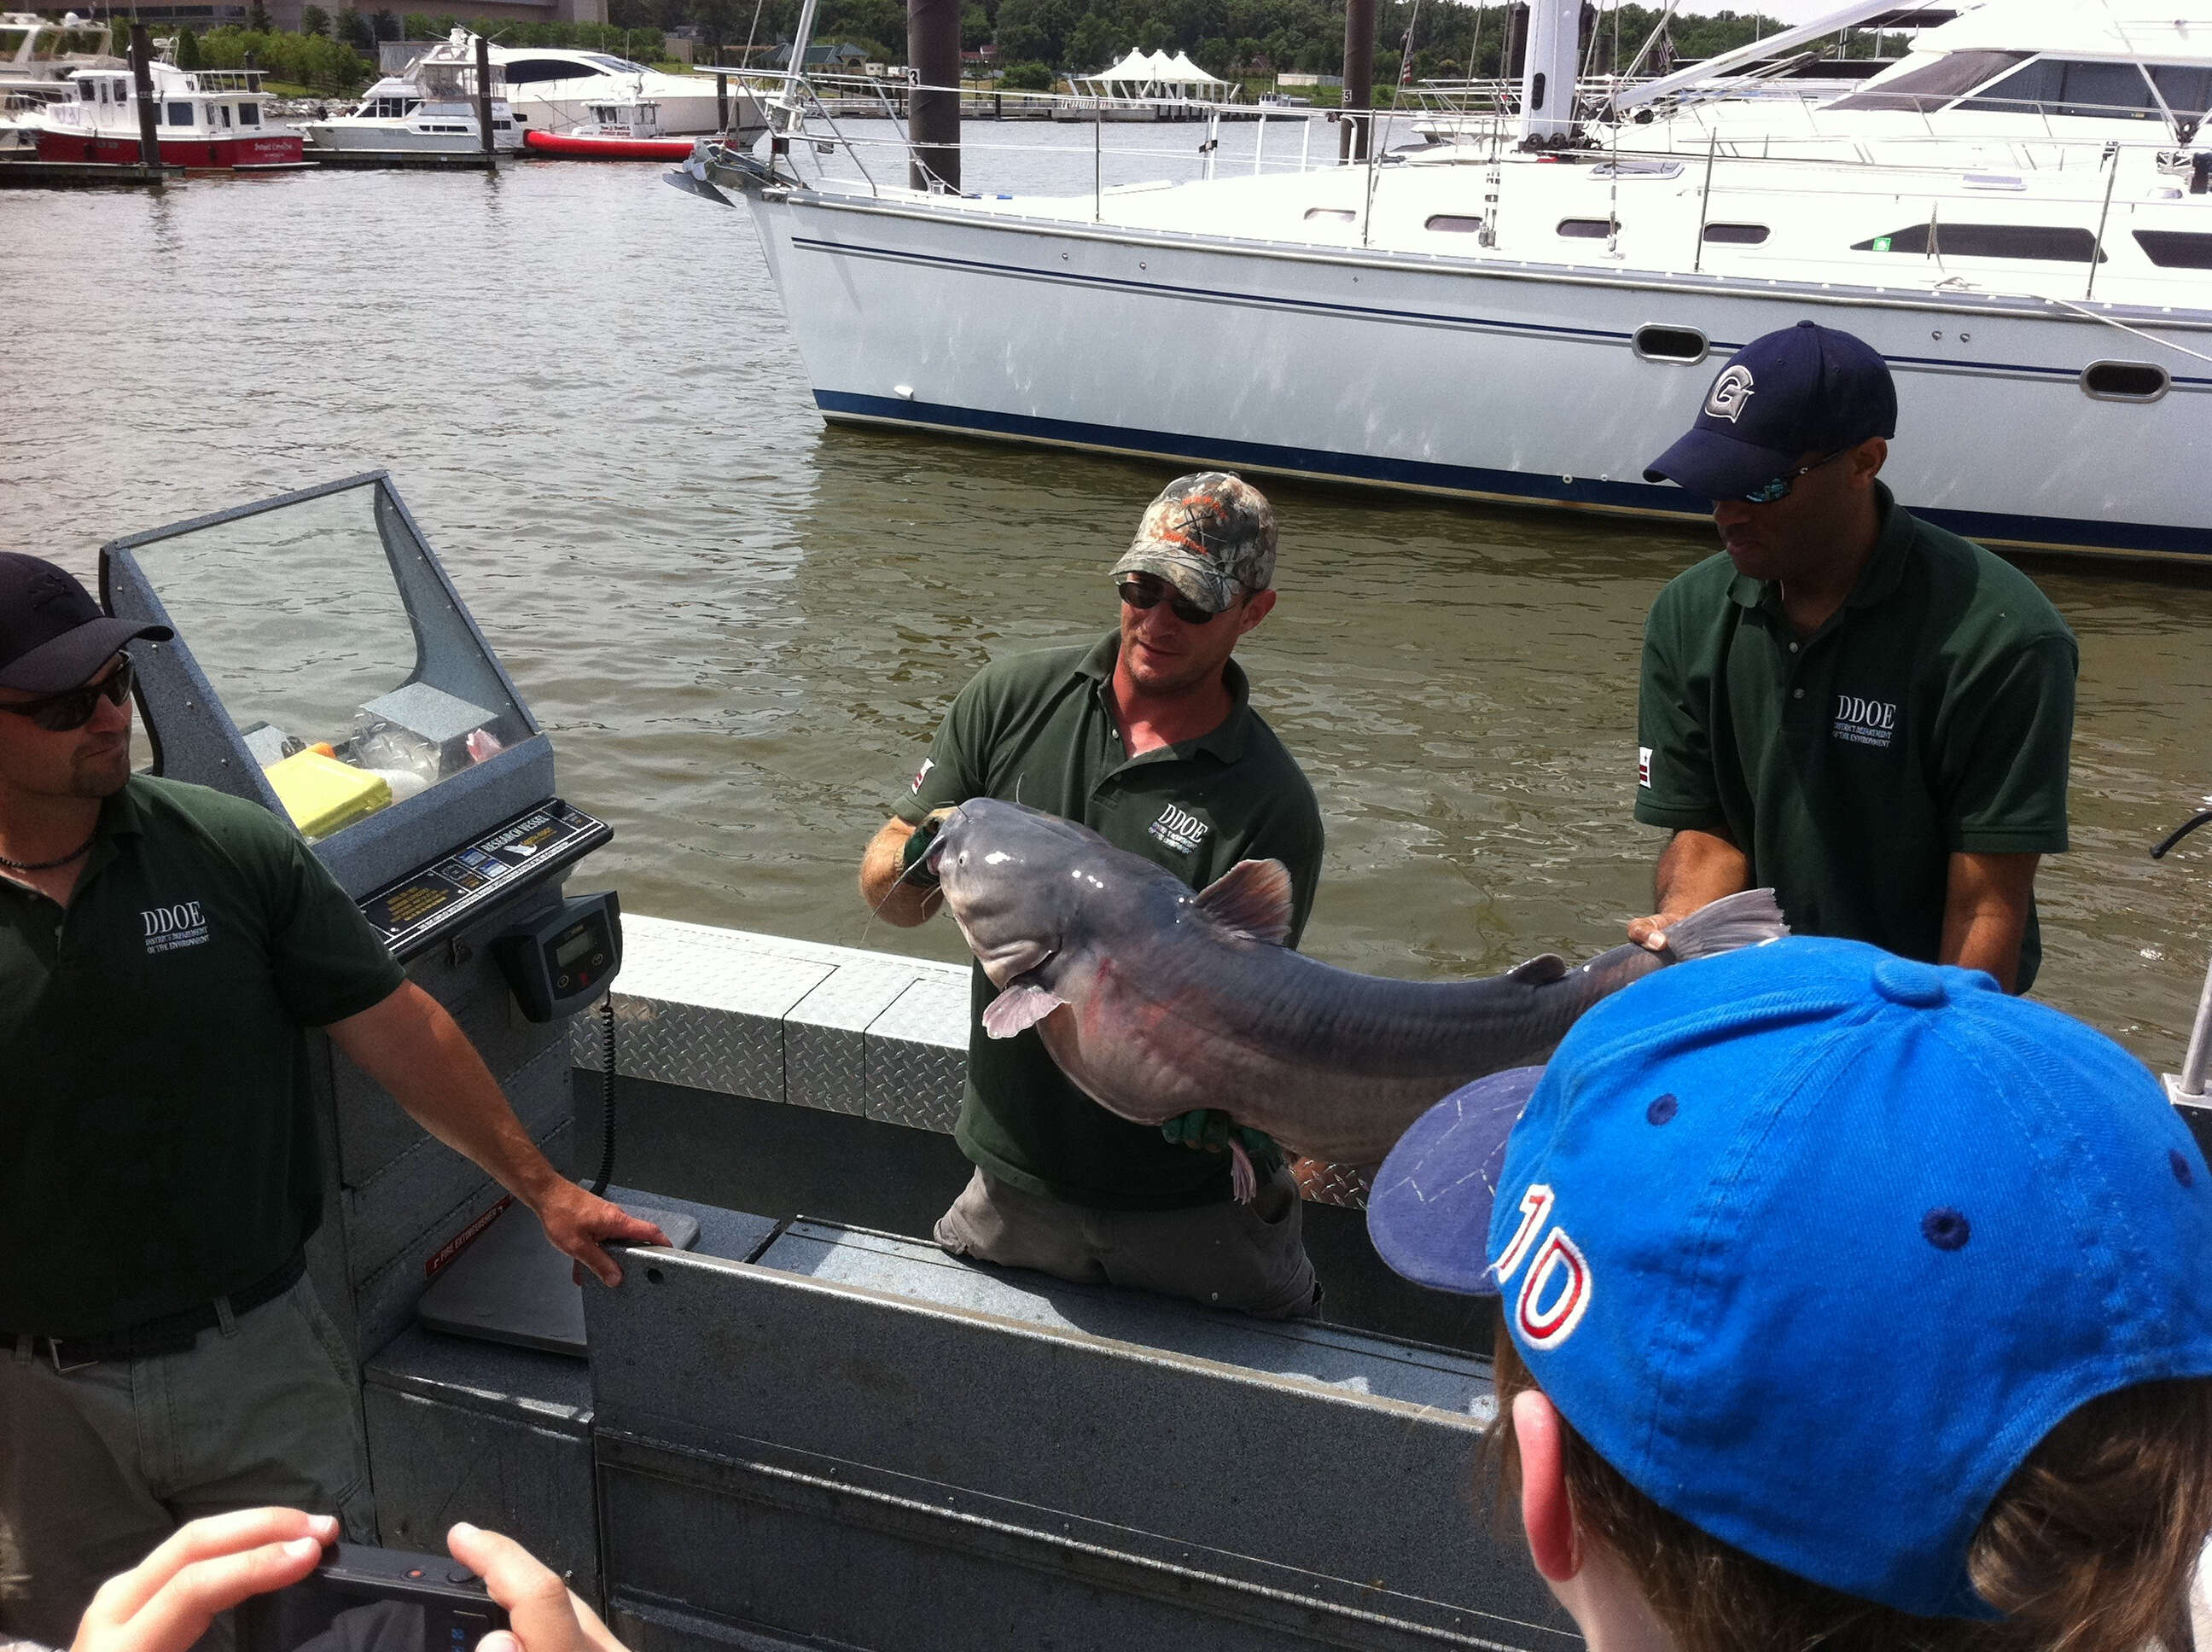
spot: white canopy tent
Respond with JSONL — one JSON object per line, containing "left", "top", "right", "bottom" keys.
{"left": 1071, "top": 45, "right": 1240, "bottom": 102}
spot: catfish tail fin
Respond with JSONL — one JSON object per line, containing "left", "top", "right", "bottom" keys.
{"left": 1661, "top": 887, "right": 1789, "bottom": 962}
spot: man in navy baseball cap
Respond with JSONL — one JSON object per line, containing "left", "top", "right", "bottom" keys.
{"left": 1369, "top": 940, "right": 2212, "bottom": 1649}
{"left": 1627, "top": 321, "right": 2075, "bottom": 999}
{"left": 1644, "top": 318, "right": 1896, "bottom": 508}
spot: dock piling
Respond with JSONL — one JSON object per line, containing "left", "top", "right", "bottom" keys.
{"left": 129, "top": 24, "right": 160, "bottom": 169}
{"left": 475, "top": 35, "right": 495, "bottom": 156}
{"left": 1341, "top": 0, "right": 1374, "bottom": 162}
{"left": 906, "top": 0, "right": 960, "bottom": 190}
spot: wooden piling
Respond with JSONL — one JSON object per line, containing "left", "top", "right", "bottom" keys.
{"left": 1341, "top": 0, "right": 1374, "bottom": 162}
{"left": 906, "top": 0, "right": 960, "bottom": 190}
{"left": 129, "top": 24, "right": 160, "bottom": 169}
{"left": 714, "top": 69, "right": 729, "bottom": 133}
{"left": 475, "top": 34, "right": 495, "bottom": 155}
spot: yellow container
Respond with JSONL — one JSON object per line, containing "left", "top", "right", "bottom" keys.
{"left": 264, "top": 750, "right": 392, "bottom": 841}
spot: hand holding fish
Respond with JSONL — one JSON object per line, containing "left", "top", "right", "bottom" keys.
{"left": 1161, "top": 1109, "right": 1281, "bottom": 1201}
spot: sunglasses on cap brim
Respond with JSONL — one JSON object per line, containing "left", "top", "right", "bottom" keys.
{"left": 1115, "top": 573, "right": 1231, "bottom": 625}
{"left": 0, "top": 659, "right": 135, "bottom": 733}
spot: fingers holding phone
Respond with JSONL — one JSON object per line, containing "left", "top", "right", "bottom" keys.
{"left": 71, "top": 1509, "right": 337, "bottom": 1652}
{"left": 444, "top": 1526, "right": 626, "bottom": 1652}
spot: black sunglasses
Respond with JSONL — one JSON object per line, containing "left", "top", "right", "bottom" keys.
{"left": 1743, "top": 449, "right": 1848, "bottom": 505}
{"left": 1116, "top": 573, "right": 1229, "bottom": 625}
{"left": 0, "top": 660, "right": 135, "bottom": 733}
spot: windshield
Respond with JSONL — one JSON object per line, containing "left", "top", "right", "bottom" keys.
{"left": 125, "top": 480, "right": 527, "bottom": 842}
{"left": 1829, "top": 49, "right": 2029, "bottom": 112}
{"left": 583, "top": 53, "right": 646, "bottom": 72}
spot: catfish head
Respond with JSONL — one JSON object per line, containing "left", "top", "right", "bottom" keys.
{"left": 928, "top": 798, "right": 1150, "bottom": 992}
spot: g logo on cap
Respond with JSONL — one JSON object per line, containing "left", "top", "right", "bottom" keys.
{"left": 1705, "top": 364, "right": 1755, "bottom": 424}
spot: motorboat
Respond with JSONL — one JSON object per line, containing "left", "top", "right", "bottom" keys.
{"left": 523, "top": 99, "right": 695, "bottom": 159}
{"left": 0, "top": 9, "right": 118, "bottom": 155}
{"left": 300, "top": 32, "right": 519, "bottom": 155}
{"left": 1409, "top": 0, "right": 2212, "bottom": 175}
{"left": 682, "top": 0, "right": 2212, "bottom": 561}
{"left": 475, "top": 36, "right": 765, "bottom": 141}
{"left": 34, "top": 57, "right": 305, "bottom": 166}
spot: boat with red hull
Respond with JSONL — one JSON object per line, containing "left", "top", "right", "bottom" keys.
{"left": 34, "top": 61, "right": 305, "bottom": 168}
{"left": 524, "top": 99, "right": 693, "bottom": 159}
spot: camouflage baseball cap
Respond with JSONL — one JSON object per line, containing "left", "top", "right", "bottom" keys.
{"left": 1110, "top": 472, "right": 1277, "bottom": 614}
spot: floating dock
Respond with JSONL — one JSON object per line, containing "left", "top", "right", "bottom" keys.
{"left": 308, "top": 148, "right": 503, "bottom": 170}
{"left": 0, "top": 158, "right": 181, "bottom": 187}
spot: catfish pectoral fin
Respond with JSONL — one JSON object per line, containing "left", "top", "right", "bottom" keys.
{"left": 1193, "top": 859, "right": 1295, "bottom": 944}
{"left": 981, "top": 984, "right": 1069, "bottom": 1038}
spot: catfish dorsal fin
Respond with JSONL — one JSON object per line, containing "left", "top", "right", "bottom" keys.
{"left": 1509, "top": 953, "right": 1569, "bottom": 985}
{"left": 1194, "top": 859, "right": 1295, "bottom": 945}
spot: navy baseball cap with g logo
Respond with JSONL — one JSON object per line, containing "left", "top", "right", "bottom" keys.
{"left": 1644, "top": 320, "right": 1900, "bottom": 502}
{"left": 1367, "top": 936, "right": 2212, "bottom": 1620}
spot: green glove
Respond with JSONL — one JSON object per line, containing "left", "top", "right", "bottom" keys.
{"left": 901, "top": 808, "right": 952, "bottom": 888}
{"left": 1161, "top": 1109, "right": 1278, "bottom": 1160}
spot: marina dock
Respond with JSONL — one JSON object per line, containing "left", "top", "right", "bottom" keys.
{"left": 0, "top": 158, "right": 180, "bottom": 186}
{"left": 308, "top": 148, "right": 503, "bottom": 170}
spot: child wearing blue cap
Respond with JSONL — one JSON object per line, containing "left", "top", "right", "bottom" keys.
{"left": 1370, "top": 938, "right": 2212, "bottom": 1650}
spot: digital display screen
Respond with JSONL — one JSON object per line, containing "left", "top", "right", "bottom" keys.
{"left": 556, "top": 926, "right": 596, "bottom": 968}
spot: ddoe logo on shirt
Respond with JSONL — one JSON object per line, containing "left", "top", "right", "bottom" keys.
{"left": 1149, "top": 803, "right": 1209, "bottom": 855}
{"left": 1832, "top": 694, "right": 1899, "bottom": 750}
{"left": 143, "top": 901, "right": 208, "bottom": 955}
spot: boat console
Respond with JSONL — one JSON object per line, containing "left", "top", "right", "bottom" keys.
{"left": 99, "top": 473, "right": 640, "bottom": 1359}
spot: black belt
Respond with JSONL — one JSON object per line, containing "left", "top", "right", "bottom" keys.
{"left": 10, "top": 1249, "right": 306, "bottom": 1373}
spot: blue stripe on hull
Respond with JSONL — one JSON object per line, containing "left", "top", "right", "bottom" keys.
{"left": 815, "top": 389, "right": 2209, "bottom": 560}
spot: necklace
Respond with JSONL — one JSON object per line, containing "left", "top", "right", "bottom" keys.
{"left": 0, "top": 826, "right": 96, "bottom": 872}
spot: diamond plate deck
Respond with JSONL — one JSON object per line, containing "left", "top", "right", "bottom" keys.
{"left": 784, "top": 962, "right": 924, "bottom": 1117}
{"left": 863, "top": 974, "right": 969, "bottom": 1132}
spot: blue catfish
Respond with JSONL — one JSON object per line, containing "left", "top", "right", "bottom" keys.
{"left": 926, "top": 798, "right": 1787, "bottom": 1190}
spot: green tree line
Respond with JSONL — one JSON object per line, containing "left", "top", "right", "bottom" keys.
{"left": 163, "top": 3, "right": 1908, "bottom": 101}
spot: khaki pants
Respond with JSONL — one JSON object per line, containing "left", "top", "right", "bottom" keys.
{"left": 0, "top": 1276, "right": 375, "bottom": 1651}
{"left": 936, "top": 1165, "right": 1320, "bottom": 1319}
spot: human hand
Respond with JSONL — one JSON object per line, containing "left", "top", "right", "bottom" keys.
{"left": 1162, "top": 1109, "right": 1234, "bottom": 1151}
{"left": 71, "top": 1509, "right": 335, "bottom": 1652}
{"left": 1626, "top": 913, "right": 1679, "bottom": 954}
{"left": 1161, "top": 1111, "right": 1278, "bottom": 1160}
{"left": 446, "top": 1524, "right": 628, "bottom": 1652}
{"left": 535, "top": 1184, "right": 670, "bottom": 1288}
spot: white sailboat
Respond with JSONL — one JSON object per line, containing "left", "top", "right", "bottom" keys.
{"left": 686, "top": 0, "right": 2212, "bottom": 561}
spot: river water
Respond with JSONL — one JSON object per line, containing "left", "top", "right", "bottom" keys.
{"left": 5, "top": 124, "right": 2211, "bottom": 1068}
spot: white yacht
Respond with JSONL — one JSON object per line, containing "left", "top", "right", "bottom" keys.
{"left": 474, "top": 38, "right": 764, "bottom": 139}
{"left": 0, "top": 9, "right": 118, "bottom": 154}
{"left": 300, "top": 32, "right": 519, "bottom": 155}
{"left": 688, "top": 0, "right": 2212, "bottom": 561}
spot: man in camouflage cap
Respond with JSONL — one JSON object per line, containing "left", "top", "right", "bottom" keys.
{"left": 860, "top": 472, "right": 1326, "bottom": 1317}
{"left": 1111, "top": 470, "right": 1279, "bottom": 617}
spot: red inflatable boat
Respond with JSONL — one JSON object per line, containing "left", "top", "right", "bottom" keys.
{"left": 525, "top": 127, "right": 694, "bottom": 160}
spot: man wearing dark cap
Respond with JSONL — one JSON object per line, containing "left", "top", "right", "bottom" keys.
{"left": 1628, "top": 320, "right": 2076, "bottom": 992}
{"left": 0, "top": 556, "right": 665, "bottom": 1647}
{"left": 859, "top": 473, "right": 1326, "bottom": 1317}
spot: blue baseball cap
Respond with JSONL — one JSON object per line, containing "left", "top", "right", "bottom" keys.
{"left": 1368, "top": 937, "right": 2212, "bottom": 1620}
{"left": 1644, "top": 321, "right": 1899, "bottom": 502}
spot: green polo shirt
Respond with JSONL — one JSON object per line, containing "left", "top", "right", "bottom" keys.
{"left": 0, "top": 776, "right": 405, "bottom": 1336}
{"left": 1635, "top": 485, "right": 2075, "bottom": 991}
{"left": 897, "top": 632, "right": 1324, "bottom": 1210}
